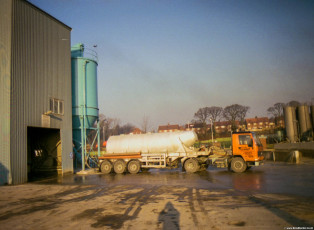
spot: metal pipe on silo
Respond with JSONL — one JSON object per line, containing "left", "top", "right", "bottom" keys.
{"left": 298, "top": 104, "right": 313, "bottom": 141}
{"left": 82, "top": 60, "right": 88, "bottom": 171}
{"left": 284, "top": 106, "right": 298, "bottom": 143}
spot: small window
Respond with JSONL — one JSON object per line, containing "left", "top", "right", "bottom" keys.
{"left": 49, "top": 98, "right": 64, "bottom": 115}
{"left": 59, "top": 100, "right": 64, "bottom": 115}
{"left": 238, "top": 135, "right": 252, "bottom": 145}
{"left": 49, "top": 98, "right": 54, "bottom": 112}
{"left": 54, "top": 101, "right": 58, "bottom": 114}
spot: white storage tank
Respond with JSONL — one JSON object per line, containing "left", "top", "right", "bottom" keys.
{"left": 106, "top": 131, "right": 198, "bottom": 154}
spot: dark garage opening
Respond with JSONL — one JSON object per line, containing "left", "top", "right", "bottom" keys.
{"left": 27, "top": 127, "right": 62, "bottom": 181}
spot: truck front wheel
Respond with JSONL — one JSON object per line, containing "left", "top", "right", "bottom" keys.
{"left": 231, "top": 157, "right": 247, "bottom": 173}
{"left": 114, "top": 160, "right": 126, "bottom": 174}
{"left": 100, "top": 160, "right": 113, "bottom": 174}
{"left": 184, "top": 158, "right": 200, "bottom": 173}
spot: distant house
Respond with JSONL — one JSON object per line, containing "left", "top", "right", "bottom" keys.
{"left": 245, "top": 117, "right": 269, "bottom": 131}
{"left": 268, "top": 116, "right": 285, "bottom": 129}
{"left": 129, "top": 128, "right": 143, "bottom": 134}
{"left": 158, "top": 124, "right": 180, "bottom": 133}
{"left": 269, "top": 118, "right": 276, "bottom": 129}
{"left": 183, "top": 123, "right": 205, "bottom": 132}
{"left": 214, "top": 121, "right": 240, "bottom": 133}
{"left": 276, "top": 116, "right": 285, "bottom": 128}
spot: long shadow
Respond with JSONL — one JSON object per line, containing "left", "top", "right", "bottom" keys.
{"left": 158, "top": 202, "right": 180, "bottom": 230}
{"left": 249, "top": 196, "right": 313, "bottom": 227}
{"left": 73, "top": 185, "right": 160, "bottom": 229}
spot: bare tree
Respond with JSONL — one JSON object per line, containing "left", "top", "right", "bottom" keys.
{"left": 194, "top": 107, "right": 210, "bottom": 124}
{"left": 207, "top": 106, "right": 223, "bottom": 137}
{"left": 238, "top": 106, "right": 250, "bottom": 125}
{"left": 119, "top": 123, "right": 135, "bottom": 134}
{"left": 98, "top": 114, "right": 107, "bottom": 142}
{"left": 223, "top": 104, "right": 249, "bottom": 131}
{"left": 267, "top": 103, "right": 285, "bottom": 118}
{"left": 141, "top": 115, "right": 150, "bottom": 133}
{"left": 99, "top": 115, "right": 114, "bottom": 141}
{"left": 98, "top": 115, "right": 137, "bottom": 139}
{"left": 194, "top": 107, "right": 211, "bottom": 134}
{"left": 208, "top": 106, "right": 223, "bottom": 123}
{"left": 112, "top": 118, "right": 120, "bottom": 135}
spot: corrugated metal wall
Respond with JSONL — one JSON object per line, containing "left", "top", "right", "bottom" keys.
{"left": 0, "top": 0, "right": 13, "bottom": 185}
{"left": 9, "top": 0, "right": 73, "bottom": 184}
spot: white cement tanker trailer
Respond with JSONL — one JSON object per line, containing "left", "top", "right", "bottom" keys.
{"left": 98, "top": 131, "right": 211, "bottom": 174}
{"left": 106, "top": 131, "right": 198, "bottom": 154}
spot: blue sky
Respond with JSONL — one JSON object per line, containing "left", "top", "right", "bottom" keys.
{"left": 29, "top": 0, "right": 314, "bottom": 130}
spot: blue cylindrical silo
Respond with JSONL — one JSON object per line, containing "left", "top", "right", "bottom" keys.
{"left": 71, "top": 43, "right": 99, "bottom": 150}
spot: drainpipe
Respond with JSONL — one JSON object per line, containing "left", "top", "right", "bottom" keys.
{"left": 80, "top": 115, "right": 84, "bottom": 171}
{"left": 81, "top": 60, "right": 89, "bottom": 171}
{"left": 97, "top": 120, "right": 100, "bottom": 157}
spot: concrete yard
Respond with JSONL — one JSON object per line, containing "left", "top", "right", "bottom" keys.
{"left": 0, "top": 161, "right": 314, "bottom": 230}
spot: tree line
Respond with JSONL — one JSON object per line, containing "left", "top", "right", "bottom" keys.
{"left": 93, "top": 100, "right": 302, "bottom": 141}
{"left": 193, "top": 104, "right": 249, "bottom": 139}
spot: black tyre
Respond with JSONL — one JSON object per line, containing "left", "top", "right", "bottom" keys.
{"left": 231, "top": 157, "right": 247, "bottom": 173}
{"left": 127, "top": 160, "right": 140, "bottom": 174}
{"left": 114, "top": 160, "right": 126, "bottom": 174}
{"left": 184, "top": 158, "right": 200, "bottom": 173}
{"left": 100, "top": 160, "right": 113, "bottom": 174}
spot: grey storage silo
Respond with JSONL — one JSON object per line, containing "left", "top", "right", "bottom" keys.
{"left": 298, "top": 104, "right": 313, "bottom": 141}
{"left": 284, "top": 106, "right": 298, "bottom": 142}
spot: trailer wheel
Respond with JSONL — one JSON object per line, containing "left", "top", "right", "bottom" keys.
{"left": 184, "top": 158, "right": 200, "bottom": 173}
{"left": 231, "top": 157, "right": 247, "bottom": 173}
{"left": 114, "top": 160, "right": 126, "bottom": 174}
{"left": 100, "top": 160, "right": 113, "bottom": 174}
{"left": 128, "top": 160, "right": 140, "bottom": 174}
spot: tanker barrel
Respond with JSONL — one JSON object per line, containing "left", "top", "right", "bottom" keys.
{"left": 106, "top": 131, "right": 198, "bottom": 154}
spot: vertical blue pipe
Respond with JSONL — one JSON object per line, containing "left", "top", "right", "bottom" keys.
{"left": 80, "top": 114, "right": 84, "bottom": 171}
{"left": 97, "top": 121, "right": 100, "bottom": 157}
{"left": 82, "top": 60, "right": 89, "bottom": 171}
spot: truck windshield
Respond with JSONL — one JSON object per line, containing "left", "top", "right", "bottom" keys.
{"left": 252, "top": 133, "right": 262, "bottom": 147}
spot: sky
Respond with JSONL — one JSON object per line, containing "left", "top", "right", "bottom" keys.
{"left": 29, "top": 0, "right": 314, "bottom": 130}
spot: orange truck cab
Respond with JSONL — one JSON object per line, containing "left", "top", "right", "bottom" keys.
{"left": 230, "top": 131, "right": 264, "bottom": 172}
